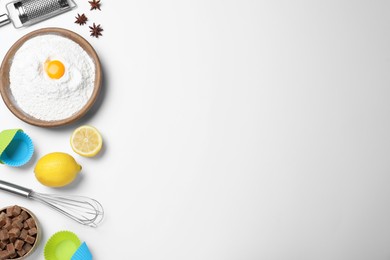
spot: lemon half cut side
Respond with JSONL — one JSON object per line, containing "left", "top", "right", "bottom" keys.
{"left": 70, "top": 125, "right": 103, "bottom": 157}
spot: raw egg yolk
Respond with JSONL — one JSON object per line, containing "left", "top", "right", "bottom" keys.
{"left": 45, "top": 60, "right": 65, "bottom": 79}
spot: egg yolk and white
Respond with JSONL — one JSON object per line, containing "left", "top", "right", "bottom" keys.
{"left": 41, "top": 58, "right": 81, "bottom": 86}
{"left": 45, "top": 60, "right": 65, "bottom": 79}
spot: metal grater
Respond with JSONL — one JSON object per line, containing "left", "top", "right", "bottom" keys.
{"left": 0, "top": 0, "right": 75, "bottom": 28}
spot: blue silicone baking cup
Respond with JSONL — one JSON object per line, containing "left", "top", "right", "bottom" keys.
{"left": 0, "top": 131, "right": 34, "bottom": 167}
{"left": 71, "top": 242, "right": 92, "bottom": 260}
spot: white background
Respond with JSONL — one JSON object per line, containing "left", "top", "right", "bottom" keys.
{"left": 1, "top": 0, "right": 390, "bottom": 259}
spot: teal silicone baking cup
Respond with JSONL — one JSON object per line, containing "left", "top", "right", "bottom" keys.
{"left": 0, "top": 129, "right": 34, "bottom": 167}
{"left": 71, "top": 242, "right": 92, "bottom": 260}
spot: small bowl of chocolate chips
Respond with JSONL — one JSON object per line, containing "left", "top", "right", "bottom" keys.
{"left": 0, "top": 205, "right": 41, "bottom": 259}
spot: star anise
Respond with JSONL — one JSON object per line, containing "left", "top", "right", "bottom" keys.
{"left": 88, "top": 0, "right": 101, "bottom": 11}
{"left": 75, "top": 13, "right": 88, "bottom": 25}
{"left": 89, "top": 23, "right": 103, "bottom": 38}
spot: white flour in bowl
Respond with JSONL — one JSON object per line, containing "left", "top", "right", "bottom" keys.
{"left": 9, "top": 34, "right": 95, "bottom": 121}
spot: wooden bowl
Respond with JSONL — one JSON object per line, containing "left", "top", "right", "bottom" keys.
{"left": 0, "top": 28, "right": 102, "bottom": 127}
{"left": 0, "top": 206, "right": 42, "bottom": 259}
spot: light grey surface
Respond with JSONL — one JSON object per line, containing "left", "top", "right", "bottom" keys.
{"left": 1, "top": 1, "right": 390, "bottom": 259}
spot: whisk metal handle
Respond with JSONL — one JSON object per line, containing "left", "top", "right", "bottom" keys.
{"left": 0, "top": 180, "right": 32, "bottom": 198}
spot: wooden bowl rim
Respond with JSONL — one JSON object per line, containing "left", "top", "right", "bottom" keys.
{"left": 0, "top": 27, "right": 102, "bottom": 128}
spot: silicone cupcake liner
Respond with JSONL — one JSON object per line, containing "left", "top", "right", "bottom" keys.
{"left": 44, "top": 231, "right": 81, "bottom": 260}
{"left": 0, "top": 129, "right": 34, "bottom": 167}
{"left": 71, "top": 242, "right": 92, "bottom": 260}
{"left": 0, "top": 129, "right": 20, "bottom": 158}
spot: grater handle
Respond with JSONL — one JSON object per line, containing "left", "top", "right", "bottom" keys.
{"left": 0, "top": 14, "right": 11, "bottom": 27}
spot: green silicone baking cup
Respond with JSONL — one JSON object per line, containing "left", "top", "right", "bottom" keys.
{"left": 0, "top": 129, "right": 20, "bottom": 160}
{"left": 44, "top": 231, "right": 81, "bottom": 260}
{"left": 0, "top": 129, "right": 34, "bottom": 167}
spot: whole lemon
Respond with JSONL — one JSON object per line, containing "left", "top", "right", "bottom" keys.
{"left": 34, "top": 152, "right": 82, "bottom": 187}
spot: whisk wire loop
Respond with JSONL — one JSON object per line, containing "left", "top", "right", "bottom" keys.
{"left": 30, "top": 191, "right": 104, "bottom": 227}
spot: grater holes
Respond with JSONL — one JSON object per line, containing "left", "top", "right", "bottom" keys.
{"left": 19, "top": 0, "right": 69, "bottom": 23}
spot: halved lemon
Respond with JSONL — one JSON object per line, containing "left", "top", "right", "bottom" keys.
{"left": 70, "top": 125, "right": 103, "bottom": 157}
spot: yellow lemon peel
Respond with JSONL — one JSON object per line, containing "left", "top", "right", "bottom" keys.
{"left": 34, "top": 152, "right": 81, "bottom": 187}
